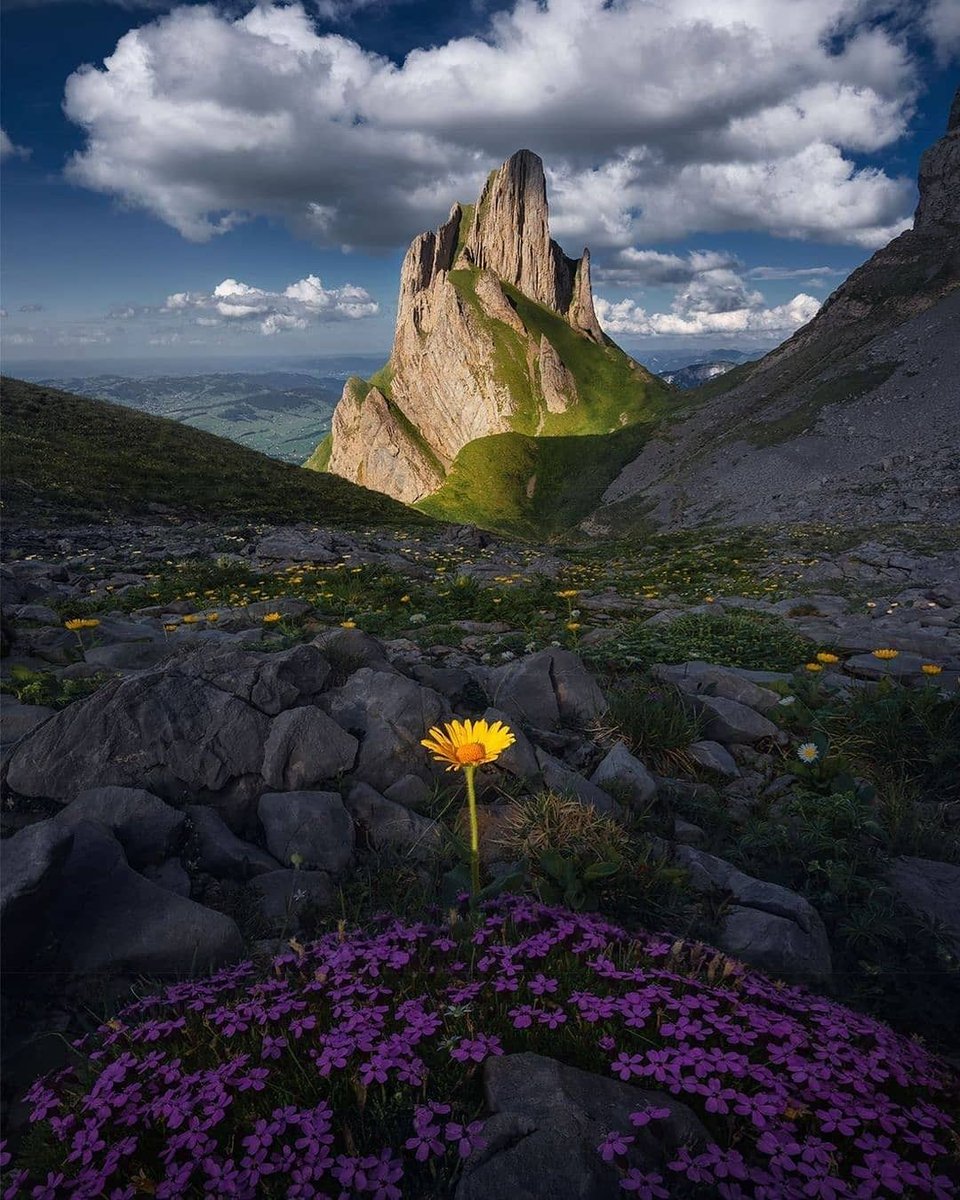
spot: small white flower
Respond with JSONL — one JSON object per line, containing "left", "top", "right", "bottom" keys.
{"left": 797, "top": 742, "right": 820, "bottom": 764}
{"left": 778, "top": 696, "right": 797, "bottom": 706}
{"left": 500, "top": 650, "right": 515, "bottom": 660}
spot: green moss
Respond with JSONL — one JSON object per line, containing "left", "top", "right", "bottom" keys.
{"left": 385, "top": 399, "right": 446, "bottom": 477}
{"left": 453, "top": 203, "right": 475, "bottom": 261}
{"left": 1, "top": 377, "right": 432, "bottom": 528}
{"left": 367, "top": 364, "right": 395, "bottom": 401}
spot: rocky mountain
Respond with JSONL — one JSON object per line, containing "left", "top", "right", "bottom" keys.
{"left": 308, "top": 150, "right": 669, "bottom": 507}
{"left": 590, "top": 87, "right": 960, "bottom": 533}
{"left": 660, "top": 360, "right": 739, "bottom": 389}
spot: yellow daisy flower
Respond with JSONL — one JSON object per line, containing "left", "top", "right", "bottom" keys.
{"left": 797, "top": 742, "right": 820, "bottom": 764}
{"left": 341, "top": 620, "right": 357, "bottom": 629}
{"left": 804, "top": 662, "right": 823, "bottom": 673}
{"left": 64, "top": 618, "right": 86, "bottom": 631}
{"left": 262, "top": 612, "right": 282, "bottom": 624}
{"left": 421, "top": 718, "right": 516, "bottom": 772}
{"left": 816, "top": 652, "right": 839, "bottom": 664}
{"left": 921, "top": 663, "right": 942, "bottom": 675}
{"left": 872, "top": 648, "right": 899, "bottom": 660}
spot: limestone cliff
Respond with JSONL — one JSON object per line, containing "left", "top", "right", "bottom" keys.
{"left": 314, "top": 150, "right": 662, "bottom": 505}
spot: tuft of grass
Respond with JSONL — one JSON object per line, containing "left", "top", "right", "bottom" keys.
{"left": 0, "top": 377, "right": 431, "bottom": 529}
{"left": 613, "top": 610, "right": 813, "bottom": 672}
{"left": 606, "top": 680, "right": 705, "bottom": 774}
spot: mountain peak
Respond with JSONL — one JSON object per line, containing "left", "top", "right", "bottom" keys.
{"left": 312, "top": 148, "right": 664, "bottom": 507}
{"left": 914, "top": 84, "right": 959, "bottom": 232}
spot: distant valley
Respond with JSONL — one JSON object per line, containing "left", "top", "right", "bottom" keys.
{"left": 15, "top": 361, "right": 384, "bottom": 463}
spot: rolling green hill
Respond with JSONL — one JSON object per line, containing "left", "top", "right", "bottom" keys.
{"left": 0, "top": 377, "right": 432, "bottom": 528}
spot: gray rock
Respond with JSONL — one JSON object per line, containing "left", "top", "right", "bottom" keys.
{"left": 323, "top": 668, "right": 449, "bottom": 791}
{"left": 6, "top": 656, "right": 269, "bottom": 804}
{"left": 0, "top": 820, "right": 75, "bottom": 971}
{"left": 12, "top": 604, "right": 60, "bottom": 624}
{"left": 843, "top": 651, "right": 929, "bottom": 680}
{"left": 142, "top": 857, "right": 191, "bottom": 897}
{"left": 485, "top": 649, "right": 606, "bottom": 731}
{"left": 535, "top": 749, "right": 621, "bottom": 815}
{"left": 888, "top": 857, "right": 960, "bottom": 955}
{"left": 0, "top": 694, "right": 55, "bottom": 744}
{"left": 245, "top": 597, "right": 313, "bottom": 621}
{"left": 57, "top": 786, "right": 185, "bottom": 867}
{"left": 690, "top": 695, "right": 778, "bottom": 745}
{"left": 84, "top": 640, "right": 172, "bottom": 671}
{"left": 673, "top": 818, "right": 707, "bottom": 846}
{"left": 258, "top": 790, "right": 355, "bottom": 873}
{"left": 19, "top": 627, "right": 79, "bottom": 666}
{"left": 674, "top": 844, "right": 832, "bottom": 983}
{"left": 345, "top": 782, "right": 442, "bottom": 861}
{"left": 46, "top": 822, "right": 243, "bottom": 977}
{"left": 183, "top": 642, "right": 331, "bottom": 716}
{"left": 383, "top": 773, "right": 433, "bottom": 809}
{"left": 482, "top": 707, "right": 541, "bottom": 781}
{"left": 188, "top": 805, "right": 280, "bottom": 880}
{"left": 687, "top": 740, "right": 740, "bottom": 777}
{"left": 312, "top": 627, "right": 396, "bottom": 675}
{"left": 456, "top": 1053, "right": 706, "bottom": 1200}
{"left": 261, "top": 706, "right": 358, "bottom": 791}
{"left": 248, "top": 869, "right": 335, "bottom": 931}
{"left": 653, "top": 662, "right": 780, "bottom": 711}
{"left": 589, "top": 741, "right": 657, "bottom": 807}
{"left": 255, "top": 529, "right": 339, "bottom": 562}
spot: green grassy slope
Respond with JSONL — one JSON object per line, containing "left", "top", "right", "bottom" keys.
{"left": 1, "top": 377, "right": 432, "bottom": 528}
{"left": 417, "top": 425, "right": 654, "bottom": 535}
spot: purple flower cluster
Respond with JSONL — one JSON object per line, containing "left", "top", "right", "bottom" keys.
{"left": 5, "top": 897, "right": 958, "bottom": 1198}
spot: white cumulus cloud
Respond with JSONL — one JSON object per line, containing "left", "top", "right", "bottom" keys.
{"left": 0, "top": 129, "right": 31, "bottom": 161}
{"left": 596, "top": 293, "right": 821, "bottom": 338}
{"left": 61, "top": 0, "right": 929, "bottom": 252}
{"left": 163, "top": 273, "right": 378, "bottom": 335}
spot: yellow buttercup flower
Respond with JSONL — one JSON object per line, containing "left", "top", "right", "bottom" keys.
{"left": 557, "top": 589, "right": 579, "bottom": 599}
{"left": 921, "top": 663, "right": 942, "bottom": 675}
{"left": 64, "top": 618, "right": 86, "bottom": 631}
{"left": 421, "top": 718, "right": 515, "bottom": 772}
{"left": 206, "top": 613, "right": 219, "bottom": 622}
{"left": 804, "top": 662, "right": 823, "bottom": 673}
{"left": 262, "top": 612, "right": 282, "bottom": 624}
{"left": 872, "top": 648, "right": 899, "bottom": 660}
{"left": 566, "top": 622, "right": 581, "bottom": 632}
{"left": 341, "top": 620, "right": 357, "bottom": 629}
{"left": 816, "top": 652, "right": 839, "bottom": 664}
{"left": 163, "top": 623, "right": 179, "bottom": 633}
{"left": 181, "top": 614, "right": 202, "bottom": 624}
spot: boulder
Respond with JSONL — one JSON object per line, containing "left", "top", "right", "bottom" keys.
{"left": 483, "top": 706, "right": 541, "bottom": 781}
{"left": 653, "top": 662, "right": 780, "bottom": 711}
{"left": 83, "top": 640, "right": 172, "bottom": 671}
{"left": 888, "top": 857, "right": 960, "bottom": 955}
{"left": 44, "top": 822, "right": 243, "bottom": 977}
{"left": 673, "top": 845, "right": 832, "bottom": 983}
{"left": 0, "top": 695, "right": 55, "bottom": 745}
{"left": 456, "top": 1053, "right": 706, "bottom": 1200}
{"left": 0, "top": 820, "right": 75, "bottom": 971}
{"left": 322, "top": 668, "right": 449, "bottom": 791}
{"left": 261, "top": 706, "right": 358, "bottom": 791}
{"left": 254, "top": 528, "right": 340, "bottom": 562}
{"left": 383, "top": 773, "right": 433, "bottom": 809}
{"left": 248, "top": 869, "right": 336, "bottom": 932}
{"left": 258, "top": 790, "right": 355, "bottom": 874}
{"left": 589, "top": 741, "right": 657, "bottom": 807}
{"left": 5, "top": 656, "right": 269, "bottom": 804}
{"left": 312, "top": 627, "right": 396, "bottom": 675}
{"left": 142, "top": 858, "right": 192, "bottom": 898}
{"left": 535, "top": 749, "right": 621, "bottom": 816}
{"left": 182, "top": 642, "right": 331, "bottom": 716}
{"left": 485, "top": 650, "right": 606, "bottom": 731}
{"left": 57, "top": 786, "right": 185, "bottom": 868}
{"left": 188, "top": 805, "right": 280, "bottom": 880}
{"left": 345, "top": 782, "right": 442, "bottom": 861}
{"left": 687, "top": 740, "right": 740, "bottom": 777}
{"left": 689, "top": 695, "right": 778, "bottom": 745}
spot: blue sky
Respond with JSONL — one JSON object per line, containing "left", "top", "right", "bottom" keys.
{"left": 1, "top": 0, "right": 957, "bottom": 368}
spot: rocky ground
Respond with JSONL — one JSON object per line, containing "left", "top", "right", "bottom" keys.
{"left": 2, "top": 515, "right": 959, "bottom": 1153}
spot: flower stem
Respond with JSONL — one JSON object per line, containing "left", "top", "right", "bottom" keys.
{"left": 464, "top": 764, "right": 480, "bottom": 898}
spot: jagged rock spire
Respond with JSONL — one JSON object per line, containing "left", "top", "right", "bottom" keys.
{"left": 914, "top": 84, "right": 959, "bottom": 232}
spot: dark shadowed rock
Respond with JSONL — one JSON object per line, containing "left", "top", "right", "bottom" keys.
{"left": 690, "top": 695, "right": 778, "bottom": 745}
{"left": 188, "top": 805, "right": 280, "bottom": 880}
{"left": 482, "top": 706, "right": 541, "bottom": 781}
{"left": 0, "top": 695, "right": 55, "bottom": 745}
{"left": 653, "top": 662, "right": 780, "bottom": 711}
{"left": 258, "top": 790, "right": 355, "bottom": 873}
{"left": 383, "top": 773, "right": 433, "bottom": 809}
{"left": 5, "top": 660, "right": 269, "bottom": 803}
{"left": 888, "top": 857, "right": 960, "bottom": 955}
{"left": 56, "top": 786, "right": 185, "bottom": 867}
{"left": 589, "top": 741, "right": 657, "bottom": 807}
{"left": 687, "top": 740, "right": 740, "bottom": 777}
{"left": 142, "top": 857, "right": 191, "bottom": 897}
{"left": 45, "top": 822, "right": 243, "bottom": 977}
{"left": 485, "top": 650, "right": 606, "bottom": 731}
{"left": 0, "top": 820, "right": 75, "bottom": 971}
{"left": 456, "top": 1052, "right": 706, "bottom": 1200}
{"left": 261, "top": 706, "right": 358, "bottom": 791}
{"left": 535, "top": 749, "right": 621, "bottom": 815}
{"left": 345, "top": 782, "right": 442, "bottom": 861}
{"left": 312, "top": 627, "right": 396, "bottom": 676}
{"left": 674, "top": 845, "right": 832, "bottom": 983}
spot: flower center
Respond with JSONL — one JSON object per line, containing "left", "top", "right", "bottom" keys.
{"left": 455, "top": 742, "right": 486, "bottom": 764}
